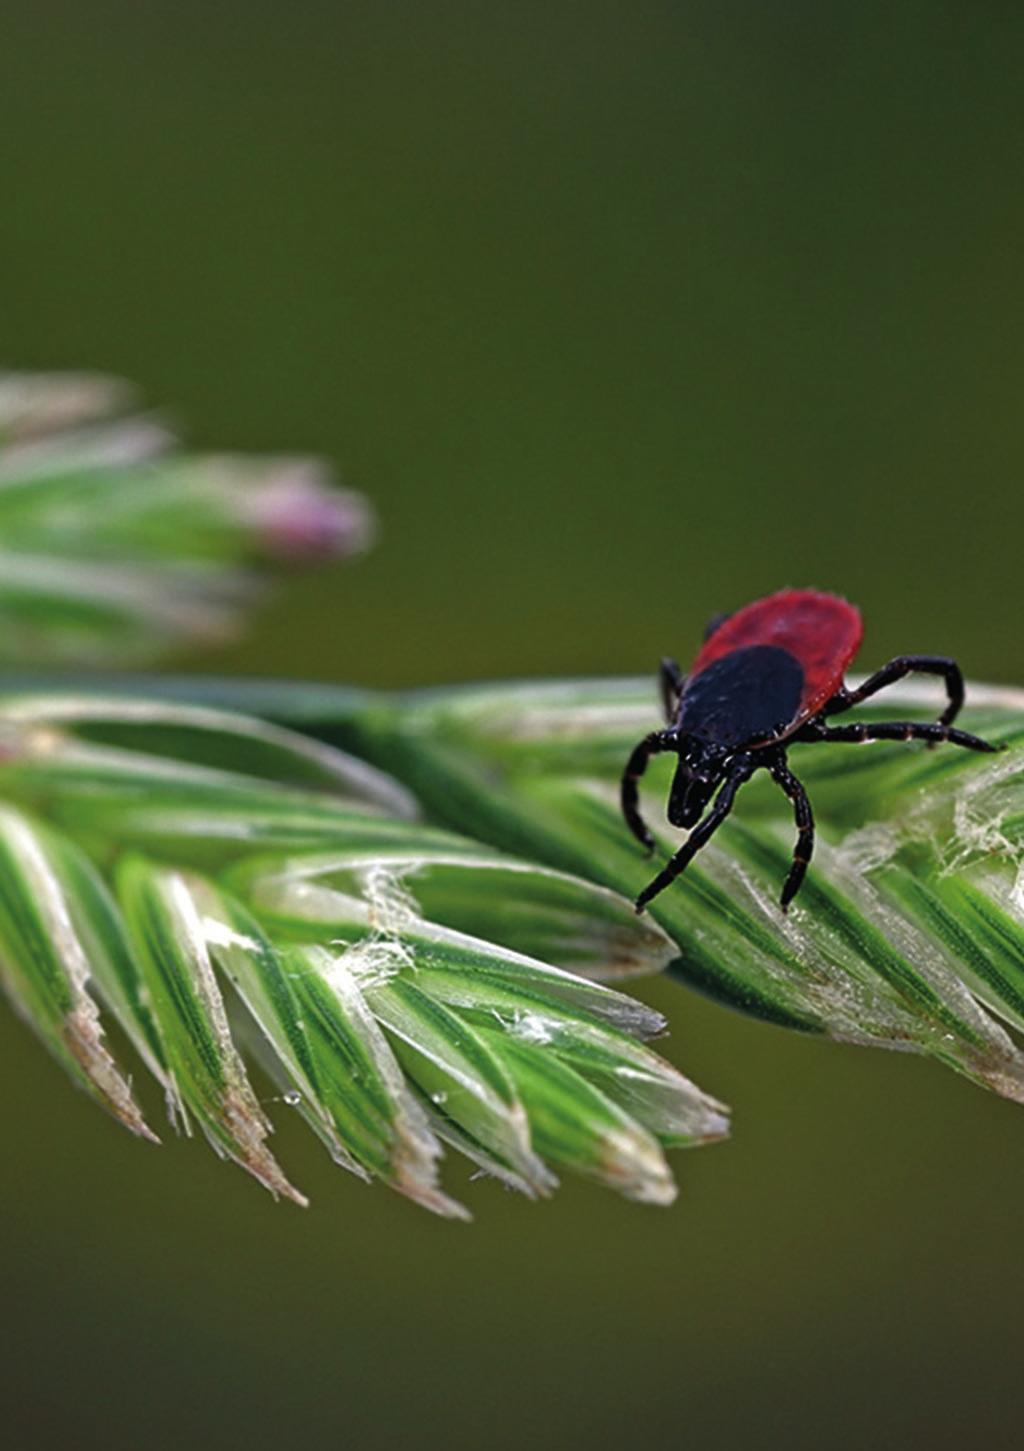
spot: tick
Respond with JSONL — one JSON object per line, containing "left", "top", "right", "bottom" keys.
{"left": 621, "top": 588, "right": 1001, "bottom": 914}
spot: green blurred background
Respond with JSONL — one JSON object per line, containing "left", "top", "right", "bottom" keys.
{"left": 2, "top": 2, "right": 1023, "bottom": 1446}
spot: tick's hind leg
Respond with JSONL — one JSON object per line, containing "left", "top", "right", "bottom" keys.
{"left": 659, "top": 658, "right": 686, "bottom": 722}
{"left": 825, "top": 655, "right": 965, "bottom": 728}
{"left": 635, "top": 755, "right": 755, "bottom": 913}
{"left": 767, "top": 754, "right": 814, "bottom": 910}
{"left": 798, "top": 719, "right": 1000, "bottom": 752}
{"left": 621, "top": 730, "right": 675, "bottom": 852}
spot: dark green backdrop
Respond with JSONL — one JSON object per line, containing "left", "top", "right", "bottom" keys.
{"left": 2, "top": 4, "right": 1023, "bottom": 1447}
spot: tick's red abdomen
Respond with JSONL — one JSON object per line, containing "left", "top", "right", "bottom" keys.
{"left": 691, "top": 589, "right": 863, "bottom": 722}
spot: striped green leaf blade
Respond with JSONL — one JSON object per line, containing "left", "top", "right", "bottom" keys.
{"left": 229, "top": 847, "right": 677, "bottom": 1015}
{"left": 229, "top": 840, "right": 676, "bottom": 981}
{"left": 0, "top": 693, "right": 416, "bottom": 867}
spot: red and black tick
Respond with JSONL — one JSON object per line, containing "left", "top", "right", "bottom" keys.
{"left": 621, "top": 588, "right": 1001, "bottom": 914}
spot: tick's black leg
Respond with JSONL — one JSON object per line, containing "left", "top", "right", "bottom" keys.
{"left": 621, "top": 730, "right": 676, "bottom": 852}
{"left": 797, "top": 719, "right": 1000, "bottom": 752}
{"left": 825, "top": 655, "right": 965, "bottom": 728}
{"left": 703, "top": 610, "right": 732, "bottom": 641}
{"left": 767, "top": 754, "right": 815, "bottom": 910}
{"left": 635, "top": 755, "right": 756, "bottom": 913}
{"left": 659, "top": 658, "right": 686, "bottom": 722}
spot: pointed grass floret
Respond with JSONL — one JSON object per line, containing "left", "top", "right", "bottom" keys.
{"left": 0, "top": 806, "right": 156, "bottom": 1140}
{"left": 0, "top": 691, "right": 720, "bottom": 1212}
{"left": 117, "top": 857, "right": 307, "bottom": 1204}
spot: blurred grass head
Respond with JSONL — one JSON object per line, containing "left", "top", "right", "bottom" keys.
{"left": 0, "top": 369, "right": 372, "bottom": 665}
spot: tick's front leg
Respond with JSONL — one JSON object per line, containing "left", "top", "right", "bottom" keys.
{"left": 620, "top": 730, "right": 676, "bottom": 852}
{"left": 635, "top": 756, "right": 755, "bottom": 912}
